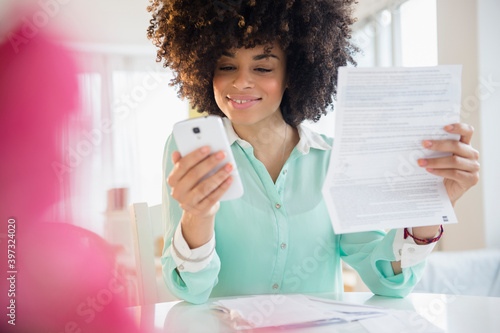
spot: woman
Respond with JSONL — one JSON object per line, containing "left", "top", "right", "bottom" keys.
{"left": 147, "top": 0, "right": 479, "bottom": 304}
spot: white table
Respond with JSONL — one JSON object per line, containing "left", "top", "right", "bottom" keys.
{"left": 127, "top": 292, "right": 500, "bottom": 332}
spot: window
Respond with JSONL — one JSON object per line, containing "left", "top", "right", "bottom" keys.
{"left": 68, "top": 51, "right": 189, "bottom": 233}
{"left": 399, "top": 0, "right": 438, "bottom": 66}
{"left": 352, "top": 0, "right": 438, "bottom": 67}
{"left": 110, "top": 70, "right": 188, "bottom": 206}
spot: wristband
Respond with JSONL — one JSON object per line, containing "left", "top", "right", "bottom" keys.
{"left": 404, "top": 225, "right": 443, "bottom": 244}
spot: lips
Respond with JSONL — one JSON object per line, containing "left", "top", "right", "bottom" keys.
{"left": 227, "top": 95, "right": 261, "bottom": 110}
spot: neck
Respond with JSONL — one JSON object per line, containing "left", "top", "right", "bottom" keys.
{"left": 231, "top": 112, "right": 286, "bottom": 149}
{"left": 231, "top": 113, "right": 299, "bottom": 183}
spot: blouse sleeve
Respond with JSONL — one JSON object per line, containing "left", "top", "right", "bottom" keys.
{"left": 339, "top": 229, "right": 426, "bottom": 297}
{"left": 160, "top": 134, "right": 221, "bottom": 304}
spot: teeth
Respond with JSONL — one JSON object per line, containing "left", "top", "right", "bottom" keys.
{"left": 231, "top": 99, "right": 253, "bottom": 104}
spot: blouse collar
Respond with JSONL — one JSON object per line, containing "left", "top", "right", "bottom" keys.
{"left": 222, "top": 117, "right": 332, "bottom": 154}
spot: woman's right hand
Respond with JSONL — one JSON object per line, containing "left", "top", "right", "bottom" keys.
{"left": 167, "top": 146, "right": 233, "bottom": 248}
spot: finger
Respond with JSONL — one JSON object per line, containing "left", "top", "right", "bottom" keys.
{"left": 178, "top": 168, "right": 233, "bottom": 215}
{"left": 175, "top": 151, "right": 227, "bottom": 199}
{"left": 422, "top": 140, "right": 479, "bottom": 160}
{"left": 444, "top": 123, "right": 474, "bottom": 144}
{"left": 425, "top": 168, "right": 479, "bottom": 186}
{"left": 187, "top": 163, "right": 233, "bottom": 205}
{"left": 418, "top": 155, "right": 480, "bottom": 173}
{"left": 167, "top": 146, "right": 211, "bottom": 187}
{"left": 197, "top": 177, "right": 234, "bottom": 210}
{"left": 172, "top": 151, "right": 181, "bottom": 164}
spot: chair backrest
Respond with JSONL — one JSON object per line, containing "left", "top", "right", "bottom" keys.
{"left": 129, "top": 202, "right": 175, "bottom": 305}
{"left": 130, "top": 202, "right": 158, "bottom": 305}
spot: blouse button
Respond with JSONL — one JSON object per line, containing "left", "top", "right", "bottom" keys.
{"left": 275, "top": 203, "right": 281, "bottom": 209}
{"left": 272, "top": 284, "right": 279, "bottom": 290}
{"left": 280, "top": 243, "right": 287, "bottom": 249}
{"left": 283, "top": 169, "right": 287, "bottom": 175}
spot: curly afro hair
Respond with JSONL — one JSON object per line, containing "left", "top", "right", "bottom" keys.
{"left": 147, "top": 0, "right": 358, "bottom": 126}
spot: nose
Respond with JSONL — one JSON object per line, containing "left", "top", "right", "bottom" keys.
{"left": 232, "top": 69, "right": 254, "bottom": 90}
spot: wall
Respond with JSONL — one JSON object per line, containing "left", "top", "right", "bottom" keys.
{"left": 436, "top": 0, "right": 485, "bottom": 250}
{"left": 436, "top": 0, "right": 500, "bottom": 250}
{"left": 478, "top": 0, "right": 500, "bottom": 249}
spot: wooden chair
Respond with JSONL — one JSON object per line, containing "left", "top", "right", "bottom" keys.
{"left": 129, "top": 202, "right": 176, "bottom": 304}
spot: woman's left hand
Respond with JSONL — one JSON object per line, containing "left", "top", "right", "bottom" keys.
{"left": 418, "top": 123, "right": 480, "bottom": 206}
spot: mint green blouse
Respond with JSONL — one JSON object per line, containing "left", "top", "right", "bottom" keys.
{"left": 161, "top": 121, "right": 424, "bottom": 304}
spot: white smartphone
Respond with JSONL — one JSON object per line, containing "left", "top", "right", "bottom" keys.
{"left": 172, "top": 115, "right": 244, "bottom": 201}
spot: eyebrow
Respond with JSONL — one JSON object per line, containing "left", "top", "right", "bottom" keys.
{"left": 221, "top": 51, "right": 280, "bottom": 61}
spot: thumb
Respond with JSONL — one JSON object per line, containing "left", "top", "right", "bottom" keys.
{"left": 172, "top": 151, "right": 181, "bottom": 164}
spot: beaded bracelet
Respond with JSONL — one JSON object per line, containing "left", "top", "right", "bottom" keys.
{"left": 404, "top": 225, "right": 444, "bottom": 244}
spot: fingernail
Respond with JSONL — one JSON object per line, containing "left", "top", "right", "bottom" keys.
{"left": 426, "top": 168, "right": 434, "bottom": 172}
{"left": 200, "top": 146, "right": 209, "bottom": 154}
{"left": 418, "top": 159, "right": 428, "bottom": 167}
{"left": 445, "top": 125, "right": 454, "bottom": 131}
{"left": 423, "top": 140, "right": 433, "bottom": 148}
{"left": 224, "top": 163, "right": 233, "bottom": 172}
{"left": 215, "top": 151, "right": 225, "bottom": 160}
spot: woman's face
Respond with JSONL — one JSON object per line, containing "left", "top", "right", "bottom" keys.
{"left": 212, "top": 43, "right": 287, "bottom": 127}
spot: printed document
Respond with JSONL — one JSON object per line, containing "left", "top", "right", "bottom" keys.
{"left": 211, "top": 294, "right": 442, "bottom": 332}
{"left": 322, "top": 66, "right": 462, "bottom": 233}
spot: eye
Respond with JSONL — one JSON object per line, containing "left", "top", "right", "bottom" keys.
{"left": 218, "top": 66, "right": 235, "bottom": 71}
{"left": 255, "top": 68, "right": 272, "bottom": 73}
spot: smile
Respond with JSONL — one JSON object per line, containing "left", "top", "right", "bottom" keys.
{"left": 226, "top": 96, "right": 261, "bottom": 110}
{"left": 227, "top": 97, "right": 261, "bottom": 103}
{"left": 232, "top": 99, "right": 254, "bottom": 104}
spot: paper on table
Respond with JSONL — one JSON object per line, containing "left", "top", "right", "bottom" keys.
{"left": 211, "top": 294, "right": 441, "bottom": 332}
{"left": 359, "top": 309, "right": 444, "bottom": 333}
{"left": 322, "top": 66, "right": 462, "bottom": 234}
{"left": 212, "top": 294, "right": 338, "bottom": 330}
{"left": 211, "top": 294, "right": 387, "bottom": 330}
{"left": 310, "top": 296, "right": 444, "bottom": 333}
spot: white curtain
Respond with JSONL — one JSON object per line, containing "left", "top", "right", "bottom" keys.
{"left": 65, "top": 48, "right": 189, "bottom": 235}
